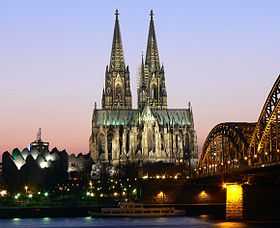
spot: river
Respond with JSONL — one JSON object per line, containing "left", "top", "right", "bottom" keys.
{"left": 0, "top": 216, "right": 275, "bottom": 228}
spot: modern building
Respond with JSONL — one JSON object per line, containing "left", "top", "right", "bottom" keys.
{"left": 90, "top": 10, "right": 198, "bottom": 167}
{"left": 30, "top": 128, "right": 49, "bottom": 153}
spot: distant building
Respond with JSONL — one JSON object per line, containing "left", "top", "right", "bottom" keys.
{"left": 2, "top": 130, "right": 92, "bottom": 192}
{"left": 30, "top": 128, "right": 49, "bottom": 153}
{"left": 90, "top": 10, "right": 198, "bottom": 167}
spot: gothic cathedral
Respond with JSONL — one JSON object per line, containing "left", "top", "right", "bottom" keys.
{"left": 89, "top": 10, "right": 198, "bottom": 167}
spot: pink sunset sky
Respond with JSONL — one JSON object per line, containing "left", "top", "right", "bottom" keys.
{"left": 0, "top": 1, "right": 279, "bottom": 156}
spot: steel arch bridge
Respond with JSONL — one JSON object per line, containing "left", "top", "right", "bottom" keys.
{"left": 198, "top": 74, "right": 280, "bottom": 176}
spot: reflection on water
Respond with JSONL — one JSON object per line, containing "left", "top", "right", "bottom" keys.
{"left": 0, "top": 217, "right": 276, "bottom": 228}
{"left": 214, "top": 222, "right": 248, "bottom": 228}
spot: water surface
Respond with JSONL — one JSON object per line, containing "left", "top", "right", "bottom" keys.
{"left": 0, "top": 217, "right": 274, "bottom": 228}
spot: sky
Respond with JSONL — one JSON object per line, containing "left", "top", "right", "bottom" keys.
{"left": 0, "top": 0, "right": 279, "bottom": 156}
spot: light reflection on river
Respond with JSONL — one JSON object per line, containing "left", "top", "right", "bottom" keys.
{"left": 0, "top": 217, "right": 273, "bottom": 228}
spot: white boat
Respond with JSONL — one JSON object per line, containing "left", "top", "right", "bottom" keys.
{"left": 89, "top": 202, "right": 185, "bottom": 217}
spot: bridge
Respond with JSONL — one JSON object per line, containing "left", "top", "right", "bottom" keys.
{"left": 198, "top": 74, "right": 280, "bottom": 176}
{"left": 193, "top": 74, "right": 280, "bottom": 220}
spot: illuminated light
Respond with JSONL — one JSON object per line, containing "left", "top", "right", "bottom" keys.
{"left": 186, "top": 176, "right": 190, "bottom": 179}
{"left": 222, "top": 183, "right": 227, "bottom": 189}
{"left": 85, "top": 216, "right": 92, "bottom": 220}
{"left": 198, "top": 190, "right": 209, "bottom": 200}
{"left": 45, "top": 154, "right": 55, "bottom": 162}
{"left": 155, "top": 191, "right": 166, "bottom": 202}
{"left": 37, "top": 192, "right": 41, "bottom": 195}
{"left": 132, "top": 188, "right": 137, "bottom": 194}
{"left": 24, "top": 185, "right": 28, "bottom": 193}
{"left": 162, "top": 175, "right": 166, "bottom": 179}
{"left": 244, "top": 156, "right": 248, "bottom": 161}
{"left": 14, "top": 193, "right": 21, "bottom": 200}
{"left": 199, "top": 214, "right": 209, "bottom": 219}
{"left": 227, "top": 160, "right": 231, "bottom": 164}
{"left": 194, "top": 169, "right": 197, "bottom": 172}
{"left": 203, "top": 166, "right": 206, "bottom": 169}
{"left": 213, "top": 153, "right": 216, "bottom": 156}
{"left": 44, "top": 192, "right": 48, "bottom": 197}
{"left": 254, "top": 154, "right": 257, "bottom": 158}
{"left": 100, "top": 193, "right": 104, "bottom": 197}
{"left": 43, "top": 217, "right": 50, "bottom": 221}
{"left": 174, "top": 175, "right": 178, "bottom": 179}
{"left": 277, "top": 149, "right": 280, "bottom": 153}
{"left": 39, "top": 161, "right": 49, "bottom": 169}
{"left": 122, "top": 191, "right": 126, "bottom": 196}
{"left": 0, "top": 190, "right": 7, "bottom": 197}
{"left": 90, "top": 193, "right": 95, "bottom": 197}
{"left": 156, "top": 175, "right": 160, "bottom": 179}
{"left": 261, "top": 164, "right": 265, "bottom": 167}
{"left": 86, "top": 192, "right": 90, "bottom": 196}
{"left": 221, "top": 162, "right": 224, "bottom": 166}
{"left": 28, "top": 194, "right": 33, "bottom": 198}
{"left": 123, "top": 188, "right": 127, "bottom": 192}
{"left": 113, "top": 192, "right": 118, "bottom": 197}
{"left": 14, "top": 160, "right": 25, "bottom": 170}
{"left": 265, "top": 152, "right": 268, "bottom": 156}
{"left": 13, "top": 218, "right": 20, "bottom": 221}
{"left": 225, "top": 183, "right": 243, "bottom": 219}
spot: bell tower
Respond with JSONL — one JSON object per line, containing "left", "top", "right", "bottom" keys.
{"left": 138, "top": 10, "right": 167, "bottom": 110}
{"left": 102, "top": 9, "right": 132, "bottom": 109}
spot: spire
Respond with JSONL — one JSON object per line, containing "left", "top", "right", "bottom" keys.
{"left": 36, "top": 128, "right": 42, "bottom": 142}
{"left": 145, "top": 10, "right": 160, "bottom": 71}
{"left": 141, "top": 52, "right": 145, "bottom": 77}
{"left": 110, "top": 9, "right": 125, "bottom": 71}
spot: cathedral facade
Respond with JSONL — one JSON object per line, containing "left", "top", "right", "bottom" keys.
{"left": 89, "top": 10, "right": 198, "bottom": 167}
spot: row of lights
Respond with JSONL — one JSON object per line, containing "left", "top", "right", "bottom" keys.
{"left": 142, "top": 174, "right": 190, "bottom": 180}
{"left": 14, "top": 191, "right": 48, "bottom": 200}
{"left": 86, "top": 188, "right": 137, "bottom": 198}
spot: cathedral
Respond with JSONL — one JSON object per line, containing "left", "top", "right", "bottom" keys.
{"left": 89, "top": 10, "right": 198, "bottom": 167}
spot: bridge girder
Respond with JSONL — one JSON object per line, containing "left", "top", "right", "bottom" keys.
{"left": 198, "top": 74, "right": 280, "bottom": 177}
{"left": 198, "top": 122, "right": 255, "bottom": 175}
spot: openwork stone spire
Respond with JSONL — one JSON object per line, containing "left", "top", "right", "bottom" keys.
{"left": 138, "top": 10, "right": 167, "bottom": 110}
{"left": 145, "top": 10, "right": 160, "bottom": 71}
{"left": 110, "top": 9, "right": 125, "bottom": 71}
{"left": 102, "top": 9, "right": 132, "bottom": 110}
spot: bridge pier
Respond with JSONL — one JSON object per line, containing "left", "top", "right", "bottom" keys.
{"left": 225, "top": 183, "right": 243, "bottom": 220}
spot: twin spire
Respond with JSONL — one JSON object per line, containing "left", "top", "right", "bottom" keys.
{"left": 102, "top": 9, "right": 166, "bottom": 110}
{"left": 110, "top": 9, "right": 160, "bottom": 72}
{"left": 145, "top": 10, "right": 160, "bottom": 71}
{"left": 110, "top": 9, "right": 125, "bottom": 71}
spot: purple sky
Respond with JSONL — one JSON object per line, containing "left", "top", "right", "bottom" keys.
{"left": 0, "top": 1, "right": 279, "bottom": 156}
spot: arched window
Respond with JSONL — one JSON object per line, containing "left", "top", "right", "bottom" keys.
{"left": 107, "top": 131, "right": 113, "bottom": 161}
{"left": 151, "top": 85, "right": 158, "bottom": 100}
{"left": 115, "top": 84, "right": 123, "bottom": 101}
{"left": 97, "top": 133, "right": 105, "bottom": 158}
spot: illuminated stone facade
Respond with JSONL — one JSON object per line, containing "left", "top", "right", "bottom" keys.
{"left": 89, "top": 10, "right": 198, "bottom": 166}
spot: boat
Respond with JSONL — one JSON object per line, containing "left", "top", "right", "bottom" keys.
{"left": 89, "top": 202, "right": 185, "bottom": 217}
